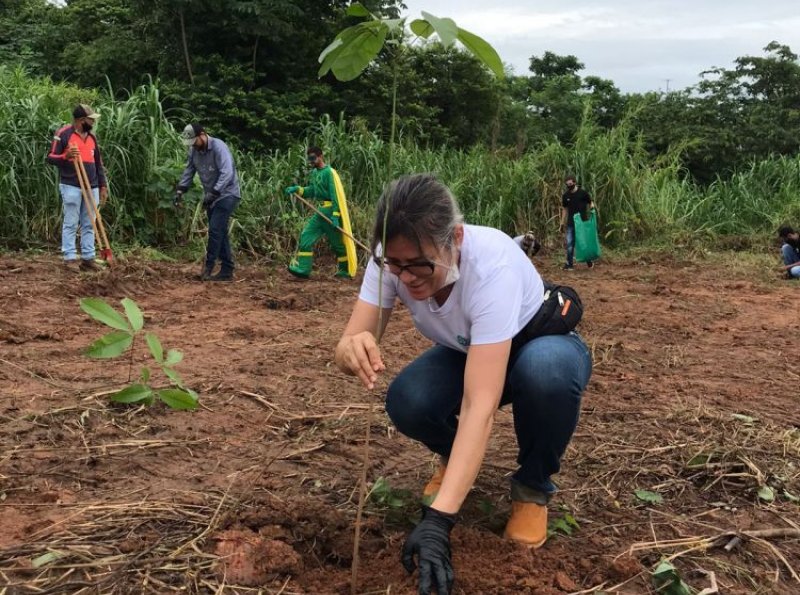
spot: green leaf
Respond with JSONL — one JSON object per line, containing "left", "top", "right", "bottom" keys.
{"left": 319, "top": 25, "right": 362, "bottom": 72}
{"left": 686, "top": 453, "right": 711, "bottom": 467}
{"left": 652, "top": 560, "right": 693, "bottom": 595}
{"left": 80, "top": 298, "right": 130, "bottom": 331}
{"left": 456, "top": 27, "right": 504, "bottom": 78}
{"left": 635, "top": 489, "right": 664, "bottom": 504}
{"left": 157, "top": 388, "right": 199, "bottom": 410}
{"left": 164, "top": 349, "right": 184, "bottom": 367}
{"left": 409, "top": 18, "right": 434, "bottom": 38}
{"left": 420, "top": 12, "right": 458, "bottom": 47}
{"left": 146, "top": 332, "right": 163, "bottom": 363}
{"left": 757, "top": 485, "right": 775, "bottom": 502}
{"left": 163, "top": 367, "right": 184, "bottom": 387}
{"left": 318, "top": 36, "right": 344, "bottom": 64}
{"left": 346, "top": 2, "right": 371, "bottom": 17}
{"left": 783, "top": 490, "right": 799, "bottom": 503}
{"left": 548, "top": 517, "right": 574, "bottom": 536}
{"left": 110, "top": 384, "right": 153, "bottom": 404}
{"left": 139, "top": 366, "right": 151, "bottom": 384}
{"left": 563, "top": 512, "right": 580, "bottom": 529}
{"left": 121, "top": 298, "right": 144, "bottom": 332}
{"left": 318, "top": 21, "right": 388, "bottom": 81}
{"left": 31, "top": 550, "right": 64, "bottom": 568}
{"left": 85, "top": 330, "right": 133, "bottom": 359}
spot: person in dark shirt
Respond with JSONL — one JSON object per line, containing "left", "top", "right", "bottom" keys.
{"left": 778, "top": 225, "right": 800, "bottom": 279}
{"left": 46, "top": 104, "right": 108, "bottom": 272}
{"left": 560, "top": 175, "right": 594, "bottom": 270}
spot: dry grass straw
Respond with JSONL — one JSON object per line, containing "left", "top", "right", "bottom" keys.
{"left": 566, "top": 400, "right": 800, "bottom": 590}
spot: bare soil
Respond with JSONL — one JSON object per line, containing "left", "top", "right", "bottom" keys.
{"left": 1, "top": 252, "right": 798, "bottom": 594}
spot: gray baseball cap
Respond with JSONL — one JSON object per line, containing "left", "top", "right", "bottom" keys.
{"left": 180, "top": 123, "right": 204, "bottom": 146}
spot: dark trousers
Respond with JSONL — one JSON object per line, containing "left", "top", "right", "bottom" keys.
{"left": 385, "top": 333, "right": 592, "bottom": 498}
{"left": 205, "top": 195, "right": 239, "bottom": 272}
{"left": 565, "top": 224, "right": 576, "bottom": 267}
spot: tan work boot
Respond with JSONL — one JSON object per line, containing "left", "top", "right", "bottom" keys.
{"left": 63, "top": 259, "right": 81, "bottom": 273}
{"left": 64, "top": 259, "right": 81, "bottom": 273}
{"left": 80, "top": 259, "right": 102, "bottom": 272}
{"left": 421, "top": 461, "right": 447, "bottom": 505}
{"left": 503, "top": 501, "right": 548, "bottom": 548}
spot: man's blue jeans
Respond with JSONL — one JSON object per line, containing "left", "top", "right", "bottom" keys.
{"left": 565, "top": 224, "right": 575, "bottom": 267}
{"left": 385, "top": 333, "right": 592, "bottom": 500}
{"left": 60, "top": 183, "right": 99, "bottom": 261}
{"left": 205, "top": 195, "right": 240, "bottom": 272}
{"left": 781, "top": 244, "right": 800, "bottom": 278}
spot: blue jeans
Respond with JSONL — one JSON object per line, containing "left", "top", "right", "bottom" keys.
{"left": 60, "top": 183, "right": 99, "bottom": 261}
{"left": 385, "top": 333, "right": 592, "bottom": 499}
{"left": 565, "top": 225, "right": 575, "bottom": 266}
{"left": 205, "top": 195, "right": 240, "bottom": 272}
{"left": 781, "top": 244, "right": 800, "bottom": 278}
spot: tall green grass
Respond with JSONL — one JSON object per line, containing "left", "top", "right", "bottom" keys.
{"left": 1, "top": 67, "right": 798, "bottom": 258}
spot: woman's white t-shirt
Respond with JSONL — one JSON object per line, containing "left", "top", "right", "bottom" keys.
{"left": 359, "top": 225, "right": 545, "bottom": 353}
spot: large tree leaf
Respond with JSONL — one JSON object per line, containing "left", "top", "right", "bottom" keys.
{"left": 420, "top": 12, "right": 458, "bottom": 47}
{"left": 346, "top": 2, "right": 371, "bottom": 17}
{"left": 80, "top": 298, "right": 130, "bottom": 331}
{"left": 319, "top": 21, "right": 388, "bottom": 81}
{"left": 121, "top": 298, "right": 144, "bottom": 332}
{"left": 319, "top": 24, "right": 364, "bottom": 71}
{"left": 456, "top": 27, "right": 504, "bottom": 78}
{"left": 145, "top": 332, "right": 163, "bottom": 363}
{"left": 319, "top": 36, "right": 344, "bottom": 64}
{"left": 110, "top": 384, "right": 153, "bottom": 404}
{"left": 85, "top": 330, "right": 133, "bottom": 359}
{"left": 158, "top": 388, "right": 198, "bottom": 410}
{"left": 409, "top": 18, "right": 434, "bottom": 38}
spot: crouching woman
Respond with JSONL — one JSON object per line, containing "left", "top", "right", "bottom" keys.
{"left": 334, "top": 174, "right": 592, "bottom": 594}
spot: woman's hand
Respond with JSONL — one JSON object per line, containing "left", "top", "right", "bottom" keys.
{"left": 336, "top": 331, "right": 385, "bottom": 389}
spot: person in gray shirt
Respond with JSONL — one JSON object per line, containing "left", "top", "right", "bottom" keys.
{"left": 175, "top": 123, "right": 241, "bottom": 281}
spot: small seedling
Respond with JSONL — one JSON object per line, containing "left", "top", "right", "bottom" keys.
{"left": 756, "top": 485, "right": 775, "bottom": 502}
{"left": 80, "top": 297, "right": 198, "bottom": 410}
{"left": 368, "top": 476, "right": 413, "bottom": 510}
{"left": 547, "top": 511, "right": 580, "bottom": 538}
{"left": 651, "top": 560, "right": 693, "bottom": 595}
{"left": 634, "top": 489, "right": 664, "bottom": 505}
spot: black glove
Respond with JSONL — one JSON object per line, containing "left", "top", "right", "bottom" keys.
{"left": 521, "top": 231, "right": 541, "bottom": 257}
{"left": 203, "top": 189, "right": 221, "bottom": 207}
{"left": 402, "top": 505, "right": 456, "bottom": 595}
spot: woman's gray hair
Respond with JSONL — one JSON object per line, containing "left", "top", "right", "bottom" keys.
{"left": 371, "top": 174, "right": 464, "bottom": 256}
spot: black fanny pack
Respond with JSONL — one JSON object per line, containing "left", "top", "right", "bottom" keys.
{"left": 510, "top": 282, "right": 583, "bottom": 355}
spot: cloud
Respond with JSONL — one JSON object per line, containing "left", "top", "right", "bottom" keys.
{"left": 401, "top": 0, "right": 800, "bottom": 91}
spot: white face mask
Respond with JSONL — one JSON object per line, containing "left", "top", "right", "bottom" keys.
{"left": 443, "top": 261, "right": 460, "bottom": 285}
{"left": 441, "top": 244, "right": 460, "bottom": 286}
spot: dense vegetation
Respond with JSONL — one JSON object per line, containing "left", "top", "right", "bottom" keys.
{"left": 1, "top": 0, "right": 799, "bottom": 256}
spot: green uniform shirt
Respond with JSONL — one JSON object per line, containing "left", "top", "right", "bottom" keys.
{"left": 302, "top": 165, "right": 337, "bottom": 208}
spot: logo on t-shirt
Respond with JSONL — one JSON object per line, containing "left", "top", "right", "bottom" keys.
{"left": 456, "top": 335, "right": 470, "bottom": 347}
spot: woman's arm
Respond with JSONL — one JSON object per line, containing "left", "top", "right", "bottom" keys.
{"left": 335, "top": 299, "right": 393, "bottom": 389}
{"left": 431, "top": 340, "right": 511, "bottom": 513}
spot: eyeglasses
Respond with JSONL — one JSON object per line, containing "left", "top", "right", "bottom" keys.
{"left": 372, "top": 256, "right": 436, "bottom": 278}
{"left": 306, "top": 155, "right": 317, "bottom": 162}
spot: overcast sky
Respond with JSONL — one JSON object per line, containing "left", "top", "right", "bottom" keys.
{"left": 401, "top": 0, "right": 799, "bottom": 92}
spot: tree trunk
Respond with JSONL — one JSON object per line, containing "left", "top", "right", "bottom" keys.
{"left": 251, "top": 36, "right": 259, "bottom": 87}
{"left": 179, "top": 8, "right": 194, "bottom": 85}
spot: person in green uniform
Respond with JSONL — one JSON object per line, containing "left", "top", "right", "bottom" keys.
{"left": 283, "top": 147, "right": 350, "bottom": 279}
